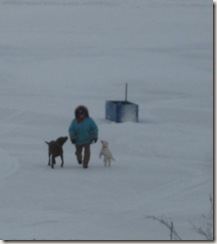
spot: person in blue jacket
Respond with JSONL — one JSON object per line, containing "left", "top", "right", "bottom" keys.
{"left": 68, "top": 105, "right": 98, "bottom": 168}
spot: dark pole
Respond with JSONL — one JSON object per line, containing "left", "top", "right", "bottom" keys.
{"left": 125, "top": 83, "right": 128, "bottom": 101}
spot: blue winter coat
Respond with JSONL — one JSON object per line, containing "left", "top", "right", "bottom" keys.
{"left": 68, "top": 117, "right": 98, "bottom": 145}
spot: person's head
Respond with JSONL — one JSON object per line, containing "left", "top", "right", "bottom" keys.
{"left": 75, "top": 105, "right": 89, "bottom": 119}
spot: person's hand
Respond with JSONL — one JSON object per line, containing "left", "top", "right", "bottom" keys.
{"left": 70, "top": 138, "right": 76, "bottom": 144}
{"left": 92, "top": 137, "right": 98, "bottom": 143}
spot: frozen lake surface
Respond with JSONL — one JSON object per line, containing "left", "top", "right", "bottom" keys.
{"left": 0, "top": 0, "right": 213, "bottom": 240}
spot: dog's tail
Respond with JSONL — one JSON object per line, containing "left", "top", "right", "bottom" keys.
{"left": 45, "top": 141, "right": 50, "bottom": 145}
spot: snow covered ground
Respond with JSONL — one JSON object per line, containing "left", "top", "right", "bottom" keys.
{"left": 0, "top": 0, "right": 213, "bottom": 240}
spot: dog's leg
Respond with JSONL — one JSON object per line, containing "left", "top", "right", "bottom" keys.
{"left": 46, "top": 142, "right": 51, "bottom": 166}
{"left": 108, "top": 159, "right": 111, "bottom": 167}
{"left": 60, "top": 154, "right": 64, "bottom": 167}
{"left": 48, "top": 153, "right": 51, "bottom": 166}
{"left": 51, "top": 156, "right": 55, "bottom": 169}
{"left": 48, "top": 156, "right": 50, "bottom": 166}
{"left": 104, "top": 157, "right": 107, "bottom": 167}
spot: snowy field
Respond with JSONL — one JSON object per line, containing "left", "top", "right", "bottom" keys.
{"left": 0, "top": 0, "right": 213, "bottom": 240}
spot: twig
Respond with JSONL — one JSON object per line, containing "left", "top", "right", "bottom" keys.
{"left": 147, "top": 215, "right": 182, "bottom": 240}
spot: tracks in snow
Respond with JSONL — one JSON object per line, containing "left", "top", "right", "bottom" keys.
{"left": 0, "top": 149, "right": 19, "bottom": 180}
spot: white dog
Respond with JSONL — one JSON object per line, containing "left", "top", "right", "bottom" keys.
{"left": 99, "top": 140, "right": 115, "bottom": 167}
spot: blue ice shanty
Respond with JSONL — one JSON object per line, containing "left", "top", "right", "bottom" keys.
{"left": 105, "top": 100, "right": 139, "bottom": 123}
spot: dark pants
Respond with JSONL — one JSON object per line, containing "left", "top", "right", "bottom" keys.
{"left": 75, "top": 144, "right": 90, "bottom": 168}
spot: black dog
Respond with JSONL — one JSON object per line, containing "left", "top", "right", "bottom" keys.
{"left": 45, "top": 137, "right": 68, "bottom": 169}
